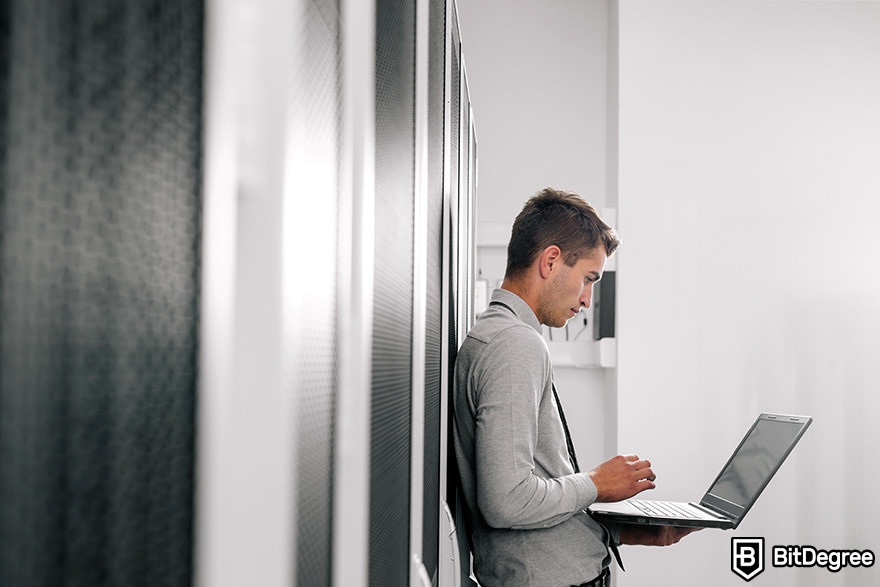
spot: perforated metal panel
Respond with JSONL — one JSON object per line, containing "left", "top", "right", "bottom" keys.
{"left": 371, "top": 0, "right": 415, "bottom": 585}
{"left": 422, "top": 0, "right": 446, "bottom": 579}
{"left": 292, "top": 0, "right": 342, "bottom": 585}
{"left": 445, "top": 4, "right": 462, "bottom": 507}
{"left": 0, "top": 1, "right": 203, "bottom": 585}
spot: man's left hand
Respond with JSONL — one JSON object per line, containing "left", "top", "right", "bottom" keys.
{"left": 619, "top": 525, "right": 701, "bottom": 546}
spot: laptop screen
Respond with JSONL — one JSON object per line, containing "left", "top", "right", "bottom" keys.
{"left": 702, "top": 415, "right": 811, "bottom": 518}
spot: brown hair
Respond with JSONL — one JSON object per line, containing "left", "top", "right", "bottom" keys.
{"left": 505, "top": 188, "right": 620, "bottom": 279}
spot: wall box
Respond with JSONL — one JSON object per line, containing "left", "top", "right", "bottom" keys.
{"left": 548, "top": 337, "right": 616, "bottom": 369}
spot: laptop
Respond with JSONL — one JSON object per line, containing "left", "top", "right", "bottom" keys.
{"left": 588, "top": 413, "right": 812, "bottom": 529}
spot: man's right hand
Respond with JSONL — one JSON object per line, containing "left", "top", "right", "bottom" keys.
{"left": 587, "top": 454, "right": 656, "bottom": 502}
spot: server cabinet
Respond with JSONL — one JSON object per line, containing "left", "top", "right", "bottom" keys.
{"left": 0, "top": 2, "right": 203, "bottom": 585}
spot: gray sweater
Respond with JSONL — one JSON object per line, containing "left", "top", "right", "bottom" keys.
{"left": 453, "top": 289, "right": 616, "bottom": 586}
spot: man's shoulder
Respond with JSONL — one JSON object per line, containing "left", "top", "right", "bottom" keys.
{"left": 466, "top": 308, "right": 543, "bottom": 347}
{"left": 461, "top": 312, "right": 548, "bottom": 372}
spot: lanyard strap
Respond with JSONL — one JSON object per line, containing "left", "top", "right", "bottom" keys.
{"left": 553, "top": 385, "right": 625, "bottom": 571}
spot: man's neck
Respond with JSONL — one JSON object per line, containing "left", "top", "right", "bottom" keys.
{"left": 500, "top": 277, "right": 542, "bottom": 322}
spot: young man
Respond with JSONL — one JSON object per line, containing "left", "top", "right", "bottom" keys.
{"left": 453, "top": 189, "right": 696, "bottom": 586}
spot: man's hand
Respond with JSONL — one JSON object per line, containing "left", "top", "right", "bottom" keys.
{"left": 619, "top": 525, "right": 702, "bottom": 546}
{"left": 587, "top": 454, "right": 656, "bottom": 502}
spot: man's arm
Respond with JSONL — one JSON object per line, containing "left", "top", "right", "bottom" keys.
{"left": 473, "top": 329, "right": 594, "bottom": 529}
{"left": 472, "top": 329, "right": 657, "bottom": 528}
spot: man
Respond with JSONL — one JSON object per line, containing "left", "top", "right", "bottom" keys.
{"left": 453, "top": 188, "right": 696, "bottom": 586}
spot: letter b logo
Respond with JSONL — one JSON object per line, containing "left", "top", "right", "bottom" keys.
{"left": 732, "top": 538, "right": 765, "bottom": 581}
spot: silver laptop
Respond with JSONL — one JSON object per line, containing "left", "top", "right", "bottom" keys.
{"left": 589, "top": 413, "right": 812, "bottom": 529}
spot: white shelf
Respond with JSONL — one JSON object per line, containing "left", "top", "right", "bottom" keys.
{"left": 547, "top": 338, "right": 616, "bottom": 369}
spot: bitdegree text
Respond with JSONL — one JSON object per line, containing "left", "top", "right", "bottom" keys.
{"left": 773, "top": 545, "right": 874, "bottom": 573}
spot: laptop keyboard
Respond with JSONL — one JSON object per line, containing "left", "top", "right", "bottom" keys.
{"left": 630, "top": 500, "right": 700, "bottom": 519}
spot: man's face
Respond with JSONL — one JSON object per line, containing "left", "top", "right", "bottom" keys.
{"left": 538, "top": 247, "right": 607, "bottom": 328}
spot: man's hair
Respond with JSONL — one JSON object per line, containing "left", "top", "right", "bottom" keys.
{"left": 505, "top": 188, "right": 620, "bottom": 279}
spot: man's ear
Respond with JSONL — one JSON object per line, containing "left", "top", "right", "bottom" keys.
{"left": 538, "top": 245, "right": 562, "bottom": 279}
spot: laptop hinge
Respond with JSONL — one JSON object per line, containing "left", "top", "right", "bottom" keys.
{"left": 690, "top": 502, "right": 731, "bottom": 520}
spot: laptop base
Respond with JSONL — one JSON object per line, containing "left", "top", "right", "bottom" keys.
{"left": 589, "top": 500, "right": 734, "bottom": 529}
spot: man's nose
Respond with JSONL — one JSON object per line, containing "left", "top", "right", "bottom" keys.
{"left": 580, "top": 287, "right": 593, "bottom": 309}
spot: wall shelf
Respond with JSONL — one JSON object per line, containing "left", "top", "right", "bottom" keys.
{"left": 547, "top": 338, "right": 616, "bottom": 369}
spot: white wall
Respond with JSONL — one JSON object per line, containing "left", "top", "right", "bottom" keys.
{"left": 457, "top": 0, "right": 616, "bottom": 465}
{"left": 457, "top": 0, "right": 610, "bottom": 223}
{"left": 616, "top": 2, "right": 880, "bottom": 586}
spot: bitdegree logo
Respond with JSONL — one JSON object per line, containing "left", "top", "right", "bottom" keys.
{"left": 773, "top": 545, "right": 875, "bottom": 573}
{"left": 732, "top": 538, "right": 876, "bottom": 581}
{"left": 732, "top": 538, "right": 765, "bottom": 581}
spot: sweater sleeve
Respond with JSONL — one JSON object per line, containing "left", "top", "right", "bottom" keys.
{"left": 470, "top": 325, "right": 597, "bottom": 530}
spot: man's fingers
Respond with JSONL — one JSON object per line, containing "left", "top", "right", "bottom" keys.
{"left": 657, "top": 527, "right": 672, "bottom": 546}
{"left": 675, "top": 527, "right": 702, "bottom": 541}
{"left": 632, "top": 459, "right": 656, "bottom": 495}
{"left": 633, "top": 478, "right": 656, "bottom": 495}
{"left": 636, "top": 460, "right": 657, "bottom": 481}
{"left": 630, "top": 458, "right": 655, "bottom": 482}
{"left": 590, "top": 454, "right": 660, "bottom": 501}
